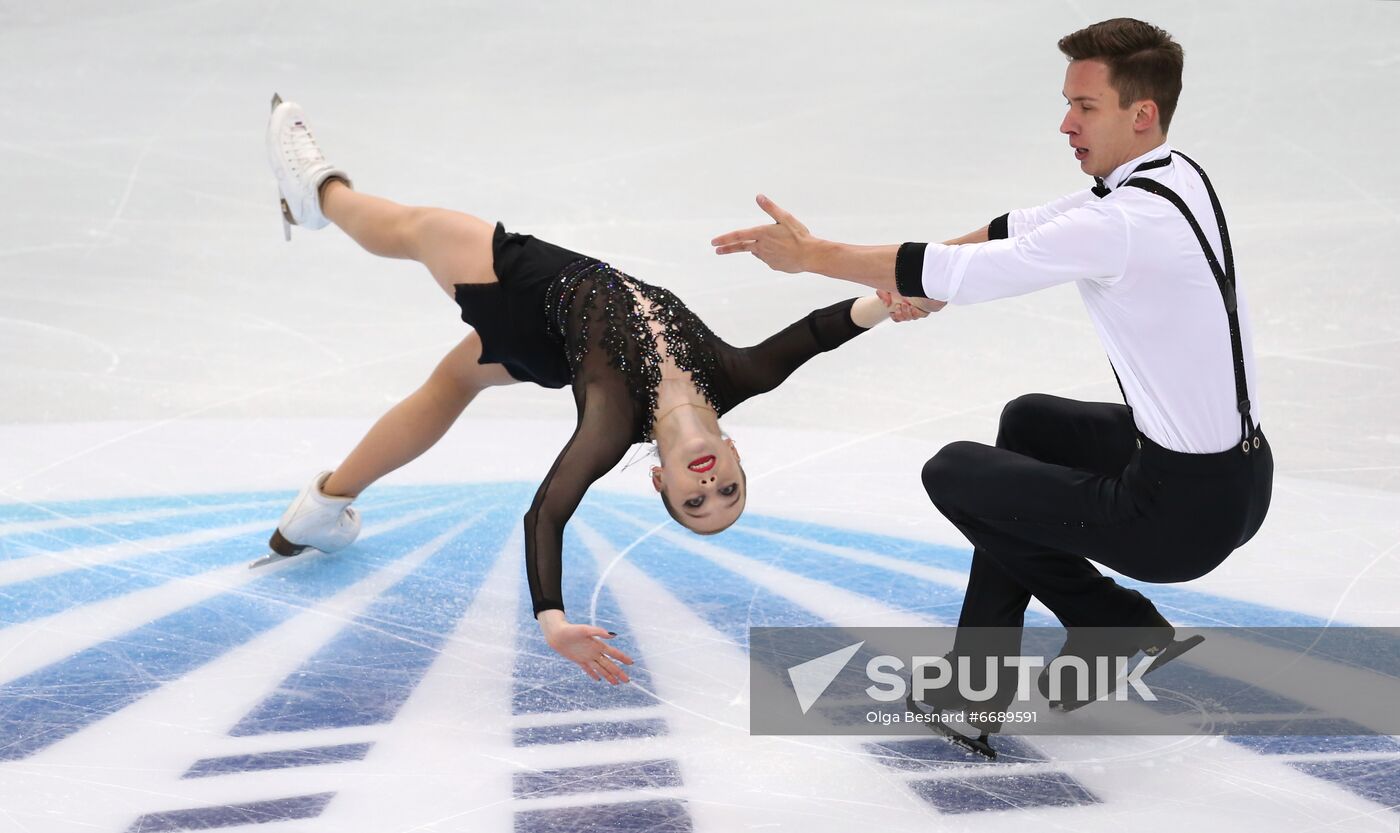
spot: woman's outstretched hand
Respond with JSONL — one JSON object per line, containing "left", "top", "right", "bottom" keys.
{"left": 711, "top": 194, "right": 815, "bottom": 273}
{"left": 538, "top": 610, "right": 635, "bottom": 684}
{"left": 878, "top": 289, "right": 945, "bottom": 322}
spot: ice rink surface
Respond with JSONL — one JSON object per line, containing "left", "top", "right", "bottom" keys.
{"left": 2, "top": 1, "right": 1399, "bottom": 830}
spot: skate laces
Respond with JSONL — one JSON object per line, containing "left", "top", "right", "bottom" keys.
{"left": 283, "top": 121, "right": 326, "bottom": 169}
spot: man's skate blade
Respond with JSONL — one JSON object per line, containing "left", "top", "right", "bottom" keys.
{"left": 1143, "top": 634, "right": 1205, "bottom": 676}
{"left": 1050, "top": 635, "right": 1206, "bottom": 710}
{"left": 930, "top": 722, "right": 997, "bottom": 760}
{"left": 1050, "top": 696, "right": 1095, "bottom": 714}
{"left": 905, "top": 693, "right": 998, "bottom": 761}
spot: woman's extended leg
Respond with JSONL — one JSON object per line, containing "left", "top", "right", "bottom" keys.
{"left": 266, "top": 106, "right": 521, "bottom": 555}
{"left": 308, "top": 180, "right": 518, "bottom": 496}
{"left": 320, "top": 179, "right": 498, "bottom": 295}
{"left": 270, "top": 333, "right": 517, "bottom": 555}
{"left": 321, "top": 331, "right": 519, "bottom": 498}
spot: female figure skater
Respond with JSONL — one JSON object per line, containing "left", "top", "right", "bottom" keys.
{"left": 262, "top": 96, "right": 926, "bottom": 685}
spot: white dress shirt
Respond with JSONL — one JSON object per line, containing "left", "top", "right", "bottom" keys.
{"left": 911, "top": 143, "right": 1261, "bottom": 454}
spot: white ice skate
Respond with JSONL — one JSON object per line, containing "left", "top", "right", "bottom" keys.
{"left": 251, "top": 471, "right": 361, "bottom": 569}
{"left": 266, "top": 93, "right": 352, "bottom": 241}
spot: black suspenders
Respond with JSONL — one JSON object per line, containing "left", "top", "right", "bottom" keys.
{"left": 1109, "top": 152, "right": 1258, "bottom": 454}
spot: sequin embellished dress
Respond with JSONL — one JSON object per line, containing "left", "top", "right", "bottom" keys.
{"left": 453, "top": 223, "right": 871, "bottom": 617}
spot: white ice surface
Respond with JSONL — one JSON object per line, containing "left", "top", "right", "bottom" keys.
{"left": 2, "top": 1, "right": 1398, "bottom": 831}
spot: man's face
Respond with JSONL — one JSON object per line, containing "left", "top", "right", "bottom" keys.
{"left": 1060, "top": 59, "right": 1145, "bottom": 179}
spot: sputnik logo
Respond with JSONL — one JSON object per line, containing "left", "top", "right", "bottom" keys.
{"left": 786, "top": 641, "right": 865, "bottom": 714}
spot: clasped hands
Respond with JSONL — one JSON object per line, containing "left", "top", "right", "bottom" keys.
{"left": 710, "top": 194, "right": 947, "bottom": 323}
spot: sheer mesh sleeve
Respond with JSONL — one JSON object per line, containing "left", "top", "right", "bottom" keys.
{"left": 716, "top": 298, "right": 867, "bottom": 409}
{"left": 523, "top": 381, "right": 635, "bottom": 617}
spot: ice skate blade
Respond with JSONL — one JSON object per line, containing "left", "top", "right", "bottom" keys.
{"left": 279, "top": 196, "right": 295, "bottom": 242}
{"left": 905, "top": 692, "right": 998, "bottom": 761}
{"left": 250, "top": 528, "right": 311, "bottom": 569}
{"left": 252, "top": 532, "right": 320, "bottom": 571}
{"left": 1048, "top": 634, "right": 1205, "bottom": 711}
{"left": 271, "top": 93, "right": 292, "bottom": 240}
{"left": 1143, "top": 634, "right": 1205, "bottom": 675}
{"left": 249, "top": 552, "right": 299, "bottom": 569}
{"left": 268, "top": 527, "right": 308, "bottom": 558}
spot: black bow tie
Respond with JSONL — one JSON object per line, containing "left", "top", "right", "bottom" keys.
{"left": 1092, "top": 155, "right": 1173, "bottom": 199}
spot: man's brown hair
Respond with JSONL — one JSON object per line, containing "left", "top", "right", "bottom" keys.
{"left": 1058, "top": 18, "right": 1185, "bottom": 133}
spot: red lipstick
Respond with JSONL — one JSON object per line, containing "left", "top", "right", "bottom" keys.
{"left": 688, "top": 455, "right": 716, "bottom": 473}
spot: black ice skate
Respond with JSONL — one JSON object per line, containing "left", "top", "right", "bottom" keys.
{"left": 905, "top": 688, "right": 1001, "bottom": 760}
{"left": 1038, "top": 618, "right": 1204, "bottom": 712}
{"left": 903, "top": 652, "right": 1017, "bottom": 761}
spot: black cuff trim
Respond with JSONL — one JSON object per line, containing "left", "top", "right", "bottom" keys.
{"left": 895, "top": 242, "right": 929, "bottom": 298}
{"left": 988, "top": 213, "right": 1010, "bottom": 240}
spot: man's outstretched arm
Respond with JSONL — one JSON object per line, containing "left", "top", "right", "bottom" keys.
{"left": 710, "top": 194, "right": 985, "bottom": 301}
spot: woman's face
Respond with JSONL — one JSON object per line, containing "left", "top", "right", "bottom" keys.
{"left": 651, "top": 433, "right": 746, "bottom": 534}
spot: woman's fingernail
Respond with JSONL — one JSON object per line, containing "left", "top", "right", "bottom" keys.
{"left": 607, "top": 631, "right": 618, "bottom": 637}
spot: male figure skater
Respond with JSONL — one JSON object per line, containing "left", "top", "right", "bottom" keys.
{"left": 712, "top": 18, "right": 1273, "bottom": 755}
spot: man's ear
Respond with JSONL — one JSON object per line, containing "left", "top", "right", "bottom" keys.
{"left": 1133, "top": 100, "right": 1159, "bottom": 133}
{"left": 650, "top": 465, "right": 664, "bottom": 493}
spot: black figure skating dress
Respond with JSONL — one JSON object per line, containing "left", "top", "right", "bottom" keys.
{"left": 454, "top": 223, "right": 871, "bottom": 617}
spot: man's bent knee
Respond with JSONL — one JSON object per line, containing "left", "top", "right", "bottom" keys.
{"left": 996, "top": 393, "right": 1058, "bottom": 451}
{"left": 921, "top": 441, "right": 985, "bottom": 503}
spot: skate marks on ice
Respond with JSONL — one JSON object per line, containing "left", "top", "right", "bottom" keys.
{"left": 0, "top": 484, "right": 513, "bottom": 830}
{"left": 589, "top": 494, "right": 1400, "bottom": 821}
{"left": 0, "top": 483, "right": 1396, "bottom": 829}
{"left": 509, "top": 523, "right": 691, "bottom": 832}
{"left": 581, "top": 503, "right": 1107, "bottom": 820}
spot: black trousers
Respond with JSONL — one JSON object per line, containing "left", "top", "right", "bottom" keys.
{"left": 922, "top": 394, "right": 1273, "bottom": 631}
